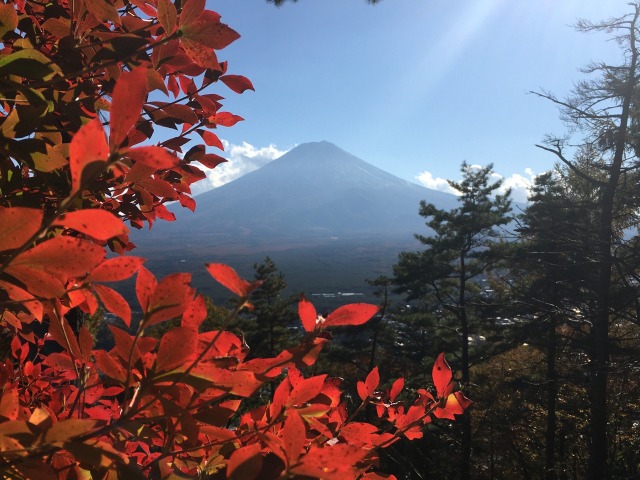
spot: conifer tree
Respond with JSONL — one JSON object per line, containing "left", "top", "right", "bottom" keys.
{"left": 394, "top": 162, "right": 512, "bottom": 479}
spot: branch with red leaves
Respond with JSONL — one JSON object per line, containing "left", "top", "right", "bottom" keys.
{"left": 0, "top": 1, "right": 469, "bottom": 479}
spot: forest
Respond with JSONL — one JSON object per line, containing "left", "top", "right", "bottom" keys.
{"left": 0, "top": 0, "right": 638, "bottom": 479}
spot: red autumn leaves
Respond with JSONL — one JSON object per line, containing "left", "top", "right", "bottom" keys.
{"left": 0, "top": 0, "right": 469, "bottom": 477}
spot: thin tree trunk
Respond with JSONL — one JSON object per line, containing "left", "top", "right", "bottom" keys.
{"left": 545, "top": 313, "right": 557, "bottom": 480}
{"left": 589, "top": 14, "right": 637, "bottom": 477}
{"left": 459, "top": 250, "right": 471, "bottom": 480}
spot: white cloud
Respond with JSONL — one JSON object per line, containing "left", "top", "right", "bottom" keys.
{"left": 416, "top": 168, "right": 539, "bottom": 203}
{"left": 191, "top": 141, "right": 290, "bottom": 196}
{"left": 415, "top": 171, "right": 459, "bottom": 195}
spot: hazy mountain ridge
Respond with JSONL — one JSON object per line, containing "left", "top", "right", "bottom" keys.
{"left": 134, "top": 141, "right": 457, "bottom": 249}
{"left": 131, "top": 141, "right": 458, "bottom": 302}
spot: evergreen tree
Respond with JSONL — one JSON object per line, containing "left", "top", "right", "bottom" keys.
{"left": 241, "top": 257, "right": 299, "bottom": 359}
{"left": 394, "top": 162, "right": 512, "bottom": 480}
{"left": 533, "top": 6, "right": 640, "bottom": 475}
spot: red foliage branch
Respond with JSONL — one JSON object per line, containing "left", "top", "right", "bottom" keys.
{"left": 0, "top": 1, "right": 469, "bottom": 478}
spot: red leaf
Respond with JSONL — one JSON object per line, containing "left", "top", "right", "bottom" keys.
{"left": 178, "top": 193, "right": 196, "bottom": 212}
{"left": 390, "top": 377, "right": 404, "bottom": 402}
{"left": 79, "top": 325, "right": 93, "bottom": 363}
{"left": 198, "top": 153, "right": 227, "bottom": 169}
{"left": 211, "top": 112, "right": 243, "bottom": 127}
{"left": 181, "top": 38, "right": 220, "bottom": 70}
{"left": 324, "top": 303, "right": 378, "bottom": 328}
{"left": 86, "top": 256, "right": 145, "bottom": 283}
{"left": 4, "top": 264, "right": 66, "bottom": 298}
{"left": 44, "top": 419, "right": 101, "bottom": 443}
{"left": 82, "top": 0, "right": 120, "bottom": 24}
{"left": 155, "top": 327, "right": 197, "bottom": 372}
{"left": 136, "top": 267, "right": 157, "bottom": 312}
{"left": 180, "top": 12, "right": 239, "bottom": 50}
{"left": 181, "top": 295, "right": 207, "bottom": 329}
{"left": 0, "top": 207, "right": 43, "bottom": 252}
{"left": 365, "top": 367, "right": 380, "bottom": 396}
{"left": 288, "top": 374, "right": 327, "bottom": 406}
{"left": 10, "top": 236, "right": 104, "bottom": 277}
{"left": 127, "top": 146, "right": 180, "bottom": 169}
{"left": 92, "top": 350, "right": 127, "bottom": 383}
{"left": 93, "top": 284, "right": 132, "bottom": 327}
{"left": 205, "top": 263, "right": 260, "bottom": 297}
{"left": 109, "top": 67, "right": 148, "bottom": 150}
{"left": 227, "top": 443, "right": 263, "bottom": 480}
{"left": 220, "top": 75, "right": 254, "bottom": 94}
{"left": 48, "top": 312, "right": 82, "bottom": 359}
{"left": 0, "top": 4, "right": 18, "bottom": 38}
{"left": 0, "top": 280, "right": 43, "bottom": 320}
{"left": 157, "top": 0, "right": 177, "bottom": 33}
{"left": 432, "top": 353, "right": 453, "bottom": 399}
{"left": 179, "top": 0, "right": 206, "bottom": 27}
{"left": 281, "top": 410, "right": 306, "bottom": 466}
{"left": 298, "top": 296, "right": 317, "bottom": 333}
{"left": 144, "top": 273, "right": 194, "bottom": 327}
{"left": 357, "top": 382, "right": 368, "bottom": 402}
{"left": 52, "top": 210, "right": 128, "bottom": 241}
{"left": 69, "top": 118, "right": 109, "bottom": 195}
{"left": 0, "top": 386, "right": 19, "bottom": 420}
{"left": 200, "top": 130, "right": 224, "bottom": 150}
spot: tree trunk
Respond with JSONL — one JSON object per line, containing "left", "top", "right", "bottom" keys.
{"left": 589, "top": 17, "right": 637, "bottom": 477}
{"left": 459, "top": 250, "right": 471, "bottom": 480}
{"left": 545, "top": 313, "right": 557, "bottom": 480}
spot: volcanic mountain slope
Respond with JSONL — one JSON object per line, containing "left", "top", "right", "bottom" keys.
{"left": 133, "top": 141, "right": 457, "bottom": 254}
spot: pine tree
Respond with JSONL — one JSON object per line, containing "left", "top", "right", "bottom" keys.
{"left": 394, "top": 162, "right": 512, "bottom": 479}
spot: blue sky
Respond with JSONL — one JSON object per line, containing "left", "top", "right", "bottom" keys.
{"left": 196, "top": 0, "right": 630, "bottom": 201}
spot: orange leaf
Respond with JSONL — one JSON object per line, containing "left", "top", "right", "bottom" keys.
{"left": 0, "top": 207, "right": 42, "bottom": 252}
{"left": 52, "top": 209, "right": 128, "bottom": 241}
{"left": 205, "top": 263, "right": 260, "bottom": 297}
{"left": 69, "top": 118, "right": 109, "bottom": 195}
{"left": 324, "top": 303, "right": 378, "bottom": 328}
{"left": 109, "top": 66, "right": 148, "bottom": 150}
{"left": 0, "top": 4, "right": 18, "bottom": 38}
